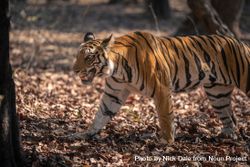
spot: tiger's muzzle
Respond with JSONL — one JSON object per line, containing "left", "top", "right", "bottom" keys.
{"left": 79, "top": 68, "right": 96, "bottom": 85}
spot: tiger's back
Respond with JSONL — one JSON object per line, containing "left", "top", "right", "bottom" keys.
{"left": 111, "top": 32, "right": 250, "bottom": 96}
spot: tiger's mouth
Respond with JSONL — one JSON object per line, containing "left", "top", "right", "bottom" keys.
{"left": 79, "top": 68, "right": 96, "bottom": 85}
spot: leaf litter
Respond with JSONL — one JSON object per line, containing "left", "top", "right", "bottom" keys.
{"left": 10, "top": 0, "right": 250, "bottom": 166}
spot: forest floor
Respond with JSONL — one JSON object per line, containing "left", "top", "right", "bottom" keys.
{"left": 10, "top": 0, "right": 250, "bottom": 166}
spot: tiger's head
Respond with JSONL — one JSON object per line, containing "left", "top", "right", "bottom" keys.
{"left": 73, "top": 32, "right": 114, "bottom": 84}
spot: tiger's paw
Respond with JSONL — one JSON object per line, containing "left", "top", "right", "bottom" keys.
{"left": 218, "top": 128, "right": 238, "bottom": 140}
{"left": 160, "top": 137, "right": 174, "bottom": 145}
{"left": 160, "top": 131, "right": 175, "bottom": 145}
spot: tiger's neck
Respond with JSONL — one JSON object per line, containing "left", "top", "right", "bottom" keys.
{"left": 107, "top": 47, "right": 131, "bottom": 82}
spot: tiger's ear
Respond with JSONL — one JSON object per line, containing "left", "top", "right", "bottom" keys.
{"left": 84, "top": 32, "right": 95, "bottom": 42}
{"left": 101, "top": 34, "right": 113, "bottom": 49}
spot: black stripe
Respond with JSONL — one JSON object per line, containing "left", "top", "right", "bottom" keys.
{"left": 218, "top": 65, "right": 227, "bottom": 84}
{"left": 203, "top": 83, "right": 223, "bottom": 89}
{"left": 189, "top": 80, "right": 200, "bottom": 90}
{"left": 206, "top": 36, "right": 219, "bottom": 53}
{"left": 98, "top": 65, "right": 105, "bottom": 75}
{"left": 190, "top": 36, "right": 211, "bottom": 66}
{"left": 221, "top": 48, "right": 232, "bottom": 84}
{"left": 104, "top": 91, "right": 122, "bottom": 105}
{"left": 172, "top": 61, "right": 178, "bottom": 87}
{"left": 101, "top": 101, "right": 116, "bottom": 117}
{"left": 151, "top": 34, "right": 159, "bottom": 48}
{"left": 238, "top": 42, "right": 246, "bottom": 74}
{"left": 231, "top": 41, "right": 241, "bottom": 87}
{"left": 206, "top": 91, "right": 232, "bottom": 99}
{"left": 230, "top": 68, "right": 238, "bottom": 87}
{"left": 134, "top": 32, "right": 155, "bottom": 87}
{"left": 155, "top": 58, "right": 160, "bottom": 71}
{"left": 187, "top": 38, "right": 212, "bottom": 84}
{"left": 114, "top": 41, "right": 131, "bottom": 47}
{"left": 152, "top": 35, "right": 170, "bottom": 71}
{"left": 121, "top": 57, "right": 132, "bottom": 82}
{"left": 157, "top": 38, "right": 171, "bottom": 67}
{"left": 150, "top": 81, "right": 156, "bottom": 98}
{"left": 99, "top": 56, "right": 108, "bottom": 74}
{"left": 213, "top": 36, "right": 232, "bottom": 84}
{"left": 125, "top": 34, "right": 141, "bottom": 45}
{"left": 185, "top": 39, "right": 206, "bottom": 81}
{"left": 160, "top": 38, "right": 172, "bottom": 64}
{"left": 119, "top": 37, "right": 140, "bottom": 84}
{"left": 144, "top": 51, "right": 152, "bottom": 92}
{"left": 170, "top": 40, "right": 181, "bottom": 59}
{"left": 174, "top": 79, "right": 180, "bottom": 91}
{"left": 212, "top": 103, "right": 230, "bottom": 110}
{"left": 159, "top": 38, "right": 174, "bottom": 76}
{"left": 195, "top": 56, "right": 206, "bottom": 80}
{"left": 197, "top": 36, "right": 211, "bottom": 65}
{"left": 105, "top": 80, "right": 120, "bottom": 91}
{"left": 111, "top": 76, "right": 125, "bottom": 83}
{"left": 204, "top": 52, "right": 211, "bottom": 66}
{"left": 135, "top": 46, "right": 140, "bottom": 84}
{"left": 140, "top": 77, "right": 144, "bottom": 91}
{"left": 112, "top": 52, "right": 120, "bottom": 74}
{"left": 225, "top": 38, "right": 241, "bottom": 86}
{"left": 183, "top": 55, "right": 192, "bottom": 88}
{"left": 134, "top": 32, "right": 155, "bottom": 54}
{"left": 197, "top": 36, "right": 209, "bottom": 45}
{"left": 176, "top": 37, "right": 190, "bottom": 56}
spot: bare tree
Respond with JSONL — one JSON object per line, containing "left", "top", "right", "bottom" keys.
{"left": 0, "top": 0, "right": 24, "bottom": 166}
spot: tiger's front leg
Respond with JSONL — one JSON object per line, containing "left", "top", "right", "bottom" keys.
{"left": 154, "top": 89, "right": 175, "bottom": 144}
{"left": 68, "top": 85, "right": 130, "bottom": 140}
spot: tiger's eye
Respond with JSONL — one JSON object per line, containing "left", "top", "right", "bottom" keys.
{"left": 85, "top": 55, "right": 94, "bottom": 63}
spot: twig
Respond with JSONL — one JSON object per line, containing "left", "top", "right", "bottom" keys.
{"left": 148, "top": 3, "right": 160, "bottom": 35}
{"left": 186, "top": 15, "right": 199, "bottom": 35}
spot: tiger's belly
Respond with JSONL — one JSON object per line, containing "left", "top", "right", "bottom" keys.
{"left": 172, "top": 70, "right": 218, "bottom": 93}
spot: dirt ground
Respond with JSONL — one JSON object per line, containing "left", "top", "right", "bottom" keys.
{"left": 10, "top": 0, "right": 250, "bottom": 166}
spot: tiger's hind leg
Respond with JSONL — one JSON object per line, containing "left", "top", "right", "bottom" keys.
{"left": 204, "top": 84, "right": 237, "bottom": 139}
{"left": 154, "top": 88, "right": 175, "bottom": 144}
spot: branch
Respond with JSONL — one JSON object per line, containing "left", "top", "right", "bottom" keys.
{"left": 148, "top": 3, "right": 160, "bottom": 35}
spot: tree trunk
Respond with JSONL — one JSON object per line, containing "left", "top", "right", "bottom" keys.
{"left": 211, "top": 0, "right": 245, "bottom": 37}
{"left": 0, "top": 0, "right": 24, "bottom": 166}
{"left": 187, "top": 0, "right": 234, "bottom": 37}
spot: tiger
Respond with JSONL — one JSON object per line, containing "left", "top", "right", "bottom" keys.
{"left": 72, "top": 31, "right": 250, "bottom": 144}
